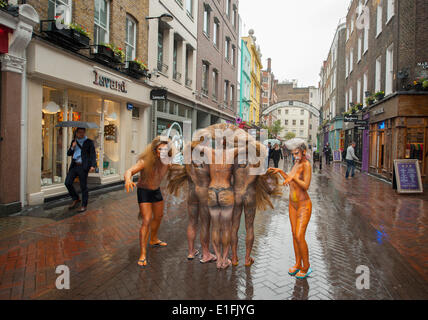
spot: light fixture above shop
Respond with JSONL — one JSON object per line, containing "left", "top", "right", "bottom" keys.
{"left": 145, "top": 13, "right": 174, "bottom": 23}
{"left": 42, "top": 101, "right": 60, "bottom": 114}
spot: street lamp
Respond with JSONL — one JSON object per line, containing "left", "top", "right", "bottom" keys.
{"left": 145, "top": 13, "right": 174, "bottom": 23}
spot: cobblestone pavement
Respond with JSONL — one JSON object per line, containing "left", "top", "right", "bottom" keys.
{"left": 0, "top": 161, "right": 427, "bottom": 300}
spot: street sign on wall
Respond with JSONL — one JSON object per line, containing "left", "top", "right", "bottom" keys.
{"left": 344, "top": 115, "right": 359, "bottom": 122}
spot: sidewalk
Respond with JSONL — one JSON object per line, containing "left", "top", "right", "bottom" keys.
{"left": 0, "top": 163, "right": 427, "bottom": 300}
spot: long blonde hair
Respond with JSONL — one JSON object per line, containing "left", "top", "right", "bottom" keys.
{"left": 138, "top": 136, "right": 173, "bottom": 182}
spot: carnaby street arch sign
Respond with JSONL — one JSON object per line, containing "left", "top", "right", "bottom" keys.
{"left": 262, "top": 100, "right": 320, "bottom": 118}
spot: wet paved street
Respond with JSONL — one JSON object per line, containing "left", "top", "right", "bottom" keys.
{"left": 0, "top": 161, "right": 427, "bottom": 300}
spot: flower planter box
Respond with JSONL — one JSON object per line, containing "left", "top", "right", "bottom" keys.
{"left": 375, "top": 95, "right": 385, "bottom": 101}
{"left": 127, "top": 61, "right": 149, "bottom": 78}
{"left": 46, "top": 22, "right": 90, "bottom": 51}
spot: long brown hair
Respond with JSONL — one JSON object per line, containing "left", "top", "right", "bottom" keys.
{"left": 138, "top": 136, "right": 173, "bottom": 181}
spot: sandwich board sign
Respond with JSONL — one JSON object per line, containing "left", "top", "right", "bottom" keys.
{"left": 393, "top": 159, "right": 423, "bottom": 194}
{"left": 333, "top": 150, "right": 342, "bottom": 162}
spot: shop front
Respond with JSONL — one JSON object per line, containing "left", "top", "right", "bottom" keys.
{"left": 368, "top": 93, "right": 428, "bottom": 183}
{"left": 26, "top": 39, "right": 152, "bottom": 205}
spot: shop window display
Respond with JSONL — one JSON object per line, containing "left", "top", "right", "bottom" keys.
{"left": 406, "top": 127, "right": 424, "bottom": 162}
{"left": 103, "top": 100, "right": 120, "bottom": 176}
{"left": 41, "top": 87, "right": 64, "bottom": 186}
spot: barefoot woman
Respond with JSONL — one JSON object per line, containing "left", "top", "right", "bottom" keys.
{"left": 269, "top": 138, "right": 312, "bottom": 279}
{"left": 125, "top": 137, "right": 173, "bottom": 267}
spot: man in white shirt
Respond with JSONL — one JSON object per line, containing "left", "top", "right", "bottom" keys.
{"left": 346, "top": 142, "right": 359, "bottom": 179}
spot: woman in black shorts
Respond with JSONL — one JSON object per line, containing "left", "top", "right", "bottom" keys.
{"left": 124, "top": 137, "right": 173, "bottom": 267}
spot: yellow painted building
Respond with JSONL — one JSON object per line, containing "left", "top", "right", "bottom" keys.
{"left": 242, "top": 32, "right": 262, "bottom": 125}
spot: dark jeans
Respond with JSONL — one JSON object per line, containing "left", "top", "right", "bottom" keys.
{"left": 346, "top": 160, "right": 355, "bottom": 178}
{"left": 273, "top": 158, "right": 280, "bottom": 168}
{"left": 325, "top": 153, "right": 331, "bottom": 165}
{"left": 65, "top": 164, "right": 89, "bottom": 206}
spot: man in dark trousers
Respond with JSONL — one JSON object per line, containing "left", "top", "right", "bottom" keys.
{"left": 271, "top": 144, "right": 284, "bottom": 168}
{"left": 323, "top": 142, "right": 332, "bottom": 166}
{"left": 268, "top": 142, "right": 273, "bottom": 166}
{"left": 65, "top": 127, "right": 96, "bottom": 213}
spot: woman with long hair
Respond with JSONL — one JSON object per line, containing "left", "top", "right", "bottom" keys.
{"left": 124, "top": 137, "right": 174, "bottom": 267}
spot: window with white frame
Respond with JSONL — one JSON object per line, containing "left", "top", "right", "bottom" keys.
{"left": 212, "top": 69, "right": 218, "bottom": 99}
{"left": 186, "top": 0, "right": 193, "bottom": 17}
{"left": 94, "top": 0, "right": 109, "bottom": 45}
{"left": 231, "top": 46, "right": 236, "bottom": 66}
{"left": 346, "top": 57, "right": 349, "bottom": 77}
{"left": 213, "top": 19, "right": 219, "bottom": 47}
{"left": 375, "top": 55, "right": 382, "bottom": 92}
{"left": 125, "top": 15, "right": 136, "bottom": 62}
{"left": 387, "top": 0, "right": 395, "bottom": 22}
{"left": 385, "top": 44, "right": 394, "bottom": 95}
{"left": 358, "top": 35, "right": 362, "bottom": 62}
{"left": 48, "top": 0, "right": 72, "bottom": 25}
{"left": 226, "top": 0, "right": 231, "bottom": 18}
{"left": 203, "top": 5, "right": 210, "bottom": 36}
{"left": 363, "top": 24, "right": 369, "bottom": 53}
{"left": 350, "top": 49, "right": 353, "bottom": 73}
{"left": 376, "top": 1, "right": 383, "bottom": 37}
{"left": 225, "top": 37, "right": 230, "bottom": 61}
{"left": 349, "top": 87, "right": 353, "bottom": 105}
{"left": 224, "top": 80, "right": 229, "bottom": 105}
{"left": 363, "top": 72, "right": 368, "bottom": 105}
{"left": 357, "top": 79, "right": 361, "bottom": 103}
{"left": 345, "top": 91, "right": 348, "bottom": 111}
{"left": 202, "top": 62, "right": 209, "bottom": 94}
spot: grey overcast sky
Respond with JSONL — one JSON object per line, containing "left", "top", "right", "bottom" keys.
{"left": 239, "top": 0, "right": 350, "bottom": 88}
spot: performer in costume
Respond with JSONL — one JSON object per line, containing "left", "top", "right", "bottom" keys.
{"left": 124, "top": 137, "right": 174, "bottom": 267}
{"left": 268, "top": 138, "right": 313, "bottom": 279}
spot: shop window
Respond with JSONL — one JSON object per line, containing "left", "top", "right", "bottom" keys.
{"left": 169, "top": 102, "right": 177, "bottom": 115}
{"left": 103, "top": 100, "right": 121, "bottom": 176}
{"left": 406, "top": 128, "right": 424, "bottom": 161}
{"left": 132, "top": 106, "right": 140, "bottom": 119}
{"left": 41, "top": 87, "right": 64, "bottom": 187}
{"left": 157, "top": 100, "right": 166, "bottom": 113}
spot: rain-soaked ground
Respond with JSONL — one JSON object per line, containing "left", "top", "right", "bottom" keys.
{"left": 0, "top": 160, "right": 427, "bottom": 300}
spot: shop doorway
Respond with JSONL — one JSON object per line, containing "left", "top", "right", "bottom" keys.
{"left": 131, "top": 118, "right": 140, "bottom": 166}
{"left": 376, "top": 130, "right": 385, "bottom": 173}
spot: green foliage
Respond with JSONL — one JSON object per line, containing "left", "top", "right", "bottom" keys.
{"left": 283, "top": 132, "right": 296, "bottom": 140}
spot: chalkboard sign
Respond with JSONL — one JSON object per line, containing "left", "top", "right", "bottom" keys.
{"left": 333, "top": 150, "right": 342, "bottom": 162}
{"left": 393, "top": 160, "right": 423, "bottom": 194}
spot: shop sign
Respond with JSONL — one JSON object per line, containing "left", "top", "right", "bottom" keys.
{"left": 393, "top": 160, "right": 423, "bottom": 194}
{"left": 355, "top": 120, "right": 368, "bottom": 126}
{"left": 372, "top": 108, "right": 384, "bottom": 116}
{"left": 344, "top": 115, "right": 359, "bottom": 122}
{"left": 356, "top": 126, "right": 369, "bottom": 130}
{"left": 333, "top": 150, "right": 342, "bottom": 162}
{"left": 150, "top": 89, "right": 168, "bottom": 100}
{"left": 127, "top": 103, "right": 133, "bottom": 111}
{"left": 93, "top": 70, "right": 127, "bottom": 93}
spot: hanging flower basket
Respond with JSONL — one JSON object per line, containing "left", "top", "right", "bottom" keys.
{"left": 44, "top": 20, "right": 90, "bottom": 51}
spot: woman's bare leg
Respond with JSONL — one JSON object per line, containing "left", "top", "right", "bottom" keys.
{"left": 295, "top": 201, "right": 312, "bottom": 272}
{"left": 138, "top": 203, "right": 153, "bottom": 266}
{"left": 289, "top": 202, "right": 302, "bottom": 270}
{"left": 150, "top": 200, "right": 166, "bottom": 245}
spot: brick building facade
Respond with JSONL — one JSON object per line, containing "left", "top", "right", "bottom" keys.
{"left": 195, "top": 0, "right": 239, "bottom": 126}
{"left": 260, "top": 57, "right": 278, "bottom": 126}
{"left": 340, "top": 0, "right": 428, "bottom": 182}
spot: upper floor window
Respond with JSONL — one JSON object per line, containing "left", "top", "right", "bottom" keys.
{"left": 213, "top": 19, "right": 220, "bottom": 48}
{"left": 94, "top": 0, "right": 109, "bottom": 44}
{"left": 232, "top": 6, "right": 237, "bottom": 27}
{"left": 125, "top": 15, "right": 137, "bottom": 62}
{"left": 386, "top": 0, "right": 395, "bottom": 22}
{"left": 48, "top": 0, "right": 72, "bottom": 25}
{"left": 225, "top": 37, "right": 230, "bottom": 61}
{"left": 226, "top": 0, "right": 231, "bottom": 18}
{"left": 376, "top": 1, "right": 383, "bottom": 37}
{"left": 231, "top": 45, "right": 236, "bottom": 66}
{"left": 203, "top": 5, "right": 210, "bottom": 36}
{"left": 186, "top": 0, "right": 193, "bottom": 18}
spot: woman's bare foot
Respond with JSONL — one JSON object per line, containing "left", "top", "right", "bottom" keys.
{"left": 137, "top": 256, "right": 147, "bottom": 267}
{"left": 200, "top": 253, "right": 217, "bottom": 264}
{"left": 232, "top": 257, "right": 239, "bottom": 266}
{"left": 216, "top": 258, "right": 223, "bottom": 269}
{"left": 288, "top": 265, "right": 301, "bottom": 275}
{"left": 150, "top": 240, "right": 168, "bottom": 247}
{"left": 221, "top": 259, "right": 232, "bottom": 269}
{"left": 244, "top": 257, "right": 255, "bottom": 267}
{"left": 187, "top": 249, "right": 200, "bottom": 260}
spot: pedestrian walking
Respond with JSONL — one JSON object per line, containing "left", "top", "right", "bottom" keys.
{"left": 345, "top": 142, "right": 359, "bottom": 179}
{"left": 268, "top": 142, "right": 273, "bottom": 166}
{"left": 323, "top": 143, "right": 332, "bottom": 165}
{"left": 271, "top": 144, "right": 284, "bottom": 168}
{"left": 65, "top": 127, "right": 96, "bottom": 213}
{"left": 124, "top": 137, "right": 174, "bottom": 267}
